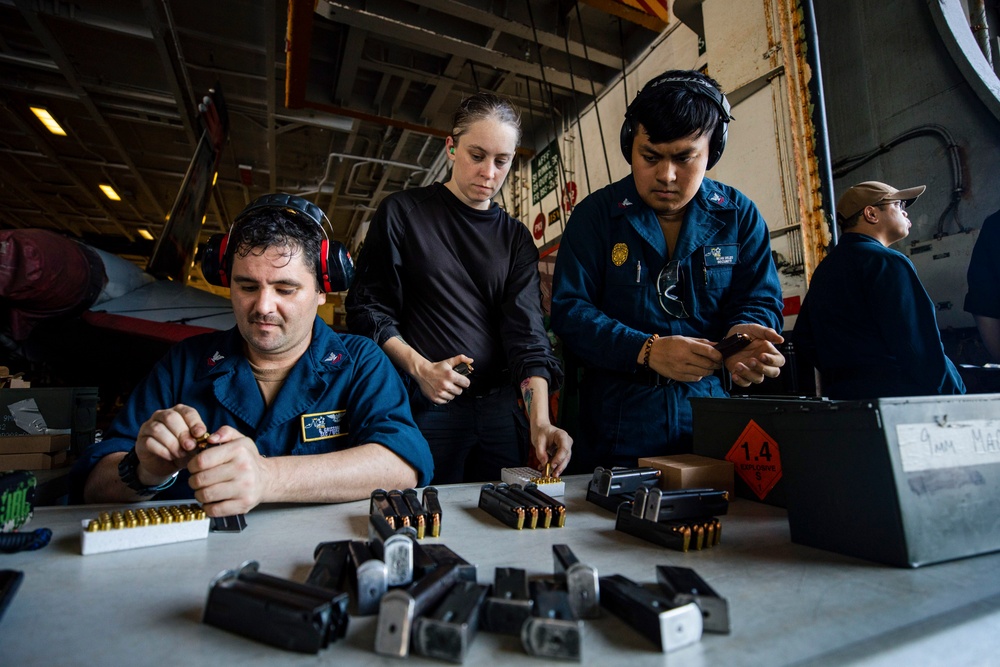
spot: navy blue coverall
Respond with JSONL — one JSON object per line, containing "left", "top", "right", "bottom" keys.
{"left": 551, "top": 175, "right": 783, "bottom": 469}
{"left": 73, "top": 317, "right": 434, "bottom": 499}
{"left": 796, "top": 232, "right": 965, "bottom": 399}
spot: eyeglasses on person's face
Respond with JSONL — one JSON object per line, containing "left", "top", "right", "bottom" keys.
{"left": 877, "top": 200, "right": 906, "bottom": 211}
{"left": 657, "top": 260, "right": 690, "bottom": 319}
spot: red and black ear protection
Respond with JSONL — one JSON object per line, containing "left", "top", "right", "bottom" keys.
{"left": 619, "top": 73, "right": 733, "bottom": 169}
{"left": 201, "top": 193, "right": 354, "bottom": 293}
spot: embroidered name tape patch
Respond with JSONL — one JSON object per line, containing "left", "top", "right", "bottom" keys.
{"left": 301, "top": 410, "right": 349, "bottom": 441}
{"left": 703, "top": 244, "right": 739, "bottom": 267}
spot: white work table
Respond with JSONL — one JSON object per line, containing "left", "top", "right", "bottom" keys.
{"left": 2, "top": 477, "right": 999, "bottom": 666}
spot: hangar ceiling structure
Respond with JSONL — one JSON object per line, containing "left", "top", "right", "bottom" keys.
{"left": 0, "top": 0, "right": 663, "bottom": 272}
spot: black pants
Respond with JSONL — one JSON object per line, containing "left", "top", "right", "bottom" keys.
{"left": 410, "top": 384, "right": 529, "bottom": 485}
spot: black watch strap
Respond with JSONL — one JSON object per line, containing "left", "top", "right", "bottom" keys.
{"left": 118, "top": 447, "right": 178, "bottom": 496}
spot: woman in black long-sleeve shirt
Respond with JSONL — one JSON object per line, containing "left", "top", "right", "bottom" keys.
{"left": 346, "top": 92, "right": 571, "bottom": 484}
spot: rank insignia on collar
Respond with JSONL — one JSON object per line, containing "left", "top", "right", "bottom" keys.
{"left": 324, "top": 352, "right": 344, "bottom": 365}
{"left": 612, "top": 243, "right": 629, "bottom": 267}
{"left": 707, "top": 192, "right": 727, "bottom": 205}
{"left": 207, "top": 351, "right": 225, "bottom": 366}
{"left": 618, "top": 198, "right": 633, "bottom": 209}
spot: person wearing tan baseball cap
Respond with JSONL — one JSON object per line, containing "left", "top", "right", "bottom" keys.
{"left": 836, "top": 180, "right": 925, "bottom": 244}
{"left": 794, "top": 180, "right": 965, "bottom": 399}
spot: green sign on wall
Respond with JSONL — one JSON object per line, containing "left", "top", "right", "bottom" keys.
{"left": 531, "top": 140, "right": 560, "bottom": 205}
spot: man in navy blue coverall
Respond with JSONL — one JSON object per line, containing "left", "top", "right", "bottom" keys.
{"left": 796, "top": 181, "right": 966, "bottom": 399}
{"left": 551, "top": 70, "right": 785, "bottom": 470}
{"left": 78, "top": 198, "right": 433, "bottom": 516}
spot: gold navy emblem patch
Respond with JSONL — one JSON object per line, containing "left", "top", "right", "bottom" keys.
{"left": 612, "top": 243, "right": 628, "bottom": 266}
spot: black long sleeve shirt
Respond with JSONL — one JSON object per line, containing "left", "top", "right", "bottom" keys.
{"left": 345, "top": 183, "right": 562, "bottom": 390}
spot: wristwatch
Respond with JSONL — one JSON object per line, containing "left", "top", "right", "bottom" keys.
{"left": 118, "top": 447, "right": 179, "bottom": 496}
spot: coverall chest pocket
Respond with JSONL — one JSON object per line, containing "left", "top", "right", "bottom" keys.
{"left": 690, "top": 264, "right": 733, "bottom": 318}
{"left": 604, "top": 257, "right": 646, "bottom": 323}
{"left": 689, "top": 245, "right": 737, "bottom": 319}
{"left": 703, "top": 265, "right": 733, "bottom": 290}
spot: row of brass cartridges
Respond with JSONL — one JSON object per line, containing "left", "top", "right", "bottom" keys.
{"left": 529, "top": 461, "right": 562, "bottom": 485}
{"left": 612, "top": 486, "right": 729, "bottom": 551}
{"left": 85, "top": 504, "right": 206, "bottom": 531}
{"left": 370, "top": 487, "right": 442, "bottom": 538}
{"left": 478, "top": 482, "right": 567, "bottom": 530}
{"left": 615, "top": 504, "right": 723, "bottom": 553}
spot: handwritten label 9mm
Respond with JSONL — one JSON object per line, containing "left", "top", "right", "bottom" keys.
{"left": 895, "top": 420, "right": 1000, "bottom": 472}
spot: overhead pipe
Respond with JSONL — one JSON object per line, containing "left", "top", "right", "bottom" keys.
{"left": 800, "top": 0, "right": 839, "bottom": 248}
{"left": 298, "top": 152, "right": 428, "bottom": 198}
{"left": 969, "top": 0, "right": 994, "bottom": 66}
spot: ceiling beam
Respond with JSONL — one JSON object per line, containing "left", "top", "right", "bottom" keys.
{"left": 141, "top": 0, "right": 198, "bottom": 146}
{"left": 315, "top": 1, "right": 599, "bottom": 96}
{"left": 405, "top": 0, "right": 623, "bottom": 69}
{"left": 334, "top": 26, "right": 366, "bottom": 106}
{"left": 577, "top": 0, "right": 668, "bottom": 32}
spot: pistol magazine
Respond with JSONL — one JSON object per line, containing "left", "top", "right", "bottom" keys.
{"left": 585, "top": 466, "right": 661, "bottom": 513}
{"left": 615, "top": 502, "right": 722, "bottom": 552}
{"left": 369, "top": 488, "right": 399, "bottom": 530}
{"left": 203, "top": 560, "right": 349, "bottom": 654}
{"left": 422, "top": 486, "right": 443, "bottom": 537}
{"left": 481, "top": 567, "right": 533, "bottom": 635}
{"left": 412, "top": 580, "right": 490, "bottom": 663}
{"left": 599, "top": 574, "right": 702, "bottom": 653}
{"left": 656, "top": 565, "right": 730, "bottom": 634}
{"left": 367, "top": 511, "right": 415, "bottom": 587}
{"left": 347, "top": 540, "right": 387, "bottom": 616}
{"left": 374, "top": 563, "right": 463, "bottom": 657}
{"left": 522, "top": 583, "right": 583, "bottom": 661}
{"left": 402, "top": 488, "right": 429, "bottom": 539}
{"left": 478, "top": 483, "right": 526, "bottom": 529}
{"left": 552, "top": 544, "right": 600, "bottom": 620}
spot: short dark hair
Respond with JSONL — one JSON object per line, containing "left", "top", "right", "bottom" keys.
{"left": 839, "top": 211, "right": 863, "bottom": 230}
{"left": 229, "top": 208, "right": 324, "bottom": 290}
{"left": 628, "top": 70, "right": 724, "bottom": 144}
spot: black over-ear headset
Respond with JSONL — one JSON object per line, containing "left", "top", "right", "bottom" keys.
{"left": 619, "top": 72, "right": 733, "bottom": 169}
{"left": 201, "top": 193, "right": 354, "bottom": 292}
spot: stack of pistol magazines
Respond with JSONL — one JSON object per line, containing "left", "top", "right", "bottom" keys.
{"left": 477, "top": 482, "right": 567, "bottom": 529}
{"left": 587, "top": 467, "right": 729, "bottom": 551}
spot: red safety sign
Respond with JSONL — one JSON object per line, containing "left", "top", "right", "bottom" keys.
{"left": 725, "top": 419, "right": 783, "bottom": 500}
{"left": 533, "top": 212, "right": 546, "bottom": 240}
{"left": 562, "top": 181, "right": 578, "bottom": 212}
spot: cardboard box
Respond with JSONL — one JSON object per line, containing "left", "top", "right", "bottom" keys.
{"left": 0, "top": 366, "right": 30, "bottom": 389}
{"left": 0, "top": 434, "right": 72, "bottom": 454}
{"left": 0, "top": 387, "right": 98, "bottom": 454}
{"left": 638, "top": 454, "right": 735, "bottom": 497}
{"left": 769, "top": 394, "right": 1000, "bottom": 567}
{"left": 0, "top": 450, "right": 69, "bottom": 470}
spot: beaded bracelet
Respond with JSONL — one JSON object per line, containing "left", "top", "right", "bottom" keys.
{"left": 642, "top": 334, "right": 659, "bottom": 369}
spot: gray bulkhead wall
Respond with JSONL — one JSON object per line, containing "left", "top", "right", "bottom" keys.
{"left": 813, "top": 0, "right": 1000, "bottom": 336}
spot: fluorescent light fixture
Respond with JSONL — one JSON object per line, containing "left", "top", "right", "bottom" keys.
{"left": 137, "top": 229, "right": 154, "bottom": 241}
{"left": 99, "top": 184, "right": 121, "bottom": 201}
{"left": 30, "top": 106, "right": 67, "bottom": 136}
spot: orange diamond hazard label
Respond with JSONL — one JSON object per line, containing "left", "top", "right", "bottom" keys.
{"left": 725, "top": 419, "right": 782, "bottom": 500}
